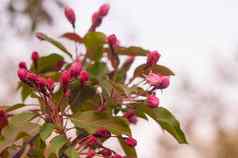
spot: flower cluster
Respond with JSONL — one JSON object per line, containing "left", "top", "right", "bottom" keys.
{"left": 60, "top": 58, "right": 89, "bottom": 93}
{"left": 0, "top": 3, "right": 187, "bottom": 158}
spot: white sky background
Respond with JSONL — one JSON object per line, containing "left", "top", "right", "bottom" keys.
{"left": 1, "top": 0, "right": 238, "bottom": 157}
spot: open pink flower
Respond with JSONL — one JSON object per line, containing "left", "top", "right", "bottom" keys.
{"left": 145, "top": 72, "right": 161, "bottom": 87}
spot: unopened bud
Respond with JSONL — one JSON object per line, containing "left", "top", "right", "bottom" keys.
{"left": 98, "top": 3, "right": 110, "bottom": 17}
{"left": 64, "top": 6, "right": 76, "bottom": 27}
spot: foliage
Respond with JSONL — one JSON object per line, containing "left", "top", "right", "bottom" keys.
{"left": 0, "top": 3, "right": 187, "bottom": 158}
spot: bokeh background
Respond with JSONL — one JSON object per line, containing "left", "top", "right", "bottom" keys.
{"left": 1, "top": 0, "right": 238, "bottom": 157}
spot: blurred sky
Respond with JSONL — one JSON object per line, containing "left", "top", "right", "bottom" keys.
{"left": 1, "top": 0, "right": 238, "bottom": 157}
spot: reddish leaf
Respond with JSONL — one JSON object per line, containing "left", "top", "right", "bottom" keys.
{"left": 61, "top": 32, "right": 83, "bottom": 43}
{"left": 115, "top": 46, "right": 148, "bottom": 56}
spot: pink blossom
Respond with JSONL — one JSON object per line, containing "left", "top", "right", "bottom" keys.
{"left": 31, "top": 51, "right": 39, "bottom": 63}
{"left": 145, "top": 72, "right": 161, "bottom": 87}
{"left": 157, "top": 76, "right": 170, "bottom": 89}
{"left": 107, "top": 34, "right": 120, "bottom": 48}
{"left": 98, "top": 3, "right": 110, "bottom": 17}
{"left": 17, "top": 68, "right": 28, "bottom": 81}
{"left": 146, "top": 50, "right": 161, "bottom": 65}
{"left": 124, "top": 110, "right": 138, "bottom": 124}
{"left": 94, "top": 128, "right": 111, "bottom": 138}
{"left": 80, "top": 70, "right": 89, "bottom": 83}
{"left": 69, "top": 61, "right": 82, "bottom": 77}
{"left": 18, "top": 62, "right": 27, "bottom": 69}
{"left": 124, "top": 137, "right": 137, "bottom": 147}
{"left": 60, "top": 70, "right": 71, "bottom": 91}
{"left": 87, "top": 149, "right": 96, "bottom": 158}
{"left": 112, "top": 154, "right": 123, "bottom": 158}
{"left": 147, "top": 95, "right": 159, "bottom": 108}
{"left": 64, "top": 6, "right": 76, "bottom": 27}
{"left": 46, "top": 78, "right": 54, "bottom": 91}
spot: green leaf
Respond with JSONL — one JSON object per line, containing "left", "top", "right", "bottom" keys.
{"left": 36, "top": 33, "right": 72, "bottom": 58}
{"left": 21, "top": 83, "right": 33, "bottom": 101}
{"left": 65, "top": 146, "right": 78, "bottom": 158}
{"left": 40, "top": 123, "right": 55, "bottom": 141}
{"left": 46, "top": 135, "right": 67, "bottom": 158}
{"left": 118, "top": 137, "right": 137, "bottom": 158}
{"left": 134, "top": 103, "right": 187, "bottom": 144}
{"left": 114, "top": 46, "right": 148, "bottom": 56}
{"left": 84, "top": 32, "right": 106, "bottom": 61}
{"left": 61, "top": 32, "right": 83, "bottom": 43}
{"left": 6, "top": 103, "right": 26, "bottom": 112}
{"left": 29, "top": 136, "right": 46, "bottom": 158}
{"left": 87, "top": 62, "right": 109, "bottom": 80}
{"left": 10, "top": 112, "right": 36, "bottom": 125}
{"left": 69, "top": 84, "right": 98, "bottom": 113}
{"left": 71, "top": 111, "right": 131, "bottom": 136}
{"left": 152, "top": 107, "right": 187, "bottom": 144}
{"left": 0, "top": 112, "right": 40, "bottom": 153}
{"left": 133, "top": 64, "right": 175, "bottom": 79}
{"left": 32, "top": 54, "right": 64, "bottom": 73}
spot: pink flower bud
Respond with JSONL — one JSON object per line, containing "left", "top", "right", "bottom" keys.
{"left": 64, "top": 89, "right": 71, "bottom": 97}
{"left": 80, "top": 70, "right": 89, "bottom": 83}
{"left": 157, "top": 76, "right": 170, "bottom": 89}
{"left": 146, "top": 50, "right": 161, "bottom": 65}
{"left": 94, "top": 128, "right": 111, "bottom": 138}
{"left": 112, "top": 154, "right": 123, "bottom": 158}
{"left": 17, "top": 68, "right": 28, "bottom": 81}
{"left": 19, "top": 62, "right": 27, "bottom": 69}
{"left": 27, "top": 72, "right": 38, "bottom": 82}
{"left": 145, "top": 72, "right": 161, "bottom": 87}
{"left": 0, "top": 108, "right": 8, "bottom": 129}
{"left": 147, "top": 95, "right": 159, "bottom": 108}
{"left": 98, "top": 3, "right": 110, "bottom": 17}
{"left": 64, "top": 6, "right": 76, "bottom": 27}
{"left": 60, "top": 70, "right": 71, "bottom": 91}
{"left": 87, "top": 149, "right": 96, "bottom": 158}
{"left": 87, "top": 136, "right": 98, "bottom": 146}
{"left": 107, "top": 34, "right": 120, "bottom": 48}
{"left": 124, "top": 137, "right": 137, "bottom": 147}
{"left": 91, "top": 11, "right": 102, "bottom": 28}
{"left": 100, "top": 149, "right": 112, "bottom": 157}
{"left": 31, "top": 51, "right": 40, "bottom": 63}
{"left": 36, "top": 32, "right": 45, "bottom": 40}
{"left": 69, "top": 61, "right": 82, "bottom": 77}
{"left": 47, "top": 78, "right": 54, "bottom": 91}
{"left": 124, "top": 110, "right": 138, "bottom": 124}
{"left": 36, "top": 77, "right": 48, "bottom": 89}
